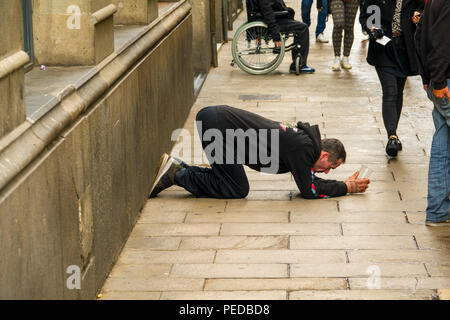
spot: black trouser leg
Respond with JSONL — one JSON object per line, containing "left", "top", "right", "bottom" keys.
{"left": 277, "top": 19, "right": 309, "bottom": 66}
{"left": 174, "top": 106, "right": 250, "bottom": 199}
{"left": 375, "top": 68, "right": 407, "bottom": 138}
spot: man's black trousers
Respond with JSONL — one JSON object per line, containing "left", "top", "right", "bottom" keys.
{"left": 174, "top": 106, "right": 250, "bottom": 199}
{"left": 277, "top": 18, "right": 310, "bottom": 66}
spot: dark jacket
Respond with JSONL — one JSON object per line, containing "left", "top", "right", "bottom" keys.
{"left": 247, "top": 0, "right": 322, "bottom": 40}
{"left": 216, "top": 105, "right": 348, "bottom": 199}
{"left": 415, "top": 0, "right": 450, "bottom": 90}
{"left": 360, "top": 0, "right": 424, "bottom": 75}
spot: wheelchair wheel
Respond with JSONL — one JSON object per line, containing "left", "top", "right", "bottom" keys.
{"left": 232, "top": 21, "right": 285, "bottom": 75}
{"left": 295, "top": 54, "right": 302, "bottom": 75}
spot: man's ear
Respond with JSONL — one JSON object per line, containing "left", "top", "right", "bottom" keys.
{"left": 321, "top": 151, "right": 330, "bottom": 160}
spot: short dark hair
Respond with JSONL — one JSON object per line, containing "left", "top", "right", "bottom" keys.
{"left": 321, "top": 138, "right": 346, "bottom": 163}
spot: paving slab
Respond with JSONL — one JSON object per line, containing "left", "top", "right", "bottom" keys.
{"left": 179, "top": 236, "right": 288, "bottom": 250}
{"left": 290, "top": 263, "right": 428, "bottom": 278}
{"left": 289, "top": 290, "right": 435, "bottom": 300}
{"left": 161, "top": 291, "right": 287, "bottom": 300}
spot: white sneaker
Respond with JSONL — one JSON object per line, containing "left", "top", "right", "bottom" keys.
{"left": 332, "top": 56, "right": 341, "bottom": 71}
{"left": 341, "top": 56, "right": 352, "bottom": 69}
{"left": 316, "top": 33, "right": 329, "bottom": 43}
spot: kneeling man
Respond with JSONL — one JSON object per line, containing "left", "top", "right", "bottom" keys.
{"left": 150, "top": 105, "right": 369, "bottom": 199}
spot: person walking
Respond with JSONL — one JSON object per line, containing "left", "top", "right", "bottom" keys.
{"left": 360, "top": 0, "right": 424, "bottom": 157}
{"left": 330, "top": 0, "right": 360, "bottom": 71}
{"left": 301, "top": 0, "right": 329, "bottom": 43}
{"left": 415, "top": 0, "right": 450, "bottom": 226}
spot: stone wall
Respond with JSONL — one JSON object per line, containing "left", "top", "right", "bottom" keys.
{"left": 0, "top": 3, "right": 193, "bottom": 299}
{"left": 0, "top": 0, "right": 27, "bottom": 137}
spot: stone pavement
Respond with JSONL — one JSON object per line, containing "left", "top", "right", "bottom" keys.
{"left": 100, "top": 1, "right": 449, "bottom": 300}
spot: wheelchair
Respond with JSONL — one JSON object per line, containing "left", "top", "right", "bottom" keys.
{"left": 231, "top": 11, "right": 303, "bottom": 75}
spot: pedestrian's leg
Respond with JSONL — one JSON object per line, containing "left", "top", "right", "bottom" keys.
{"left": 395, "top": 76, "right": 407, "bottom": 128}
{"left": 174, "top": 106, "right": 250, "bottom": 199}
{"left": 301, "top": 0, "right": 313, "bottom": 27}
{"left": 426, "top": 107, "right": 450, "bottom": 222}
{"left": 331, "top": 0, "right": 345, "bottom": 57}
{"left": 375, "top": 68, "right": 400, "bottom": 138}
{"left": 316, "top": 0, "right": 328, "bottom": 37}
{"left": 342, "top": 0, "right": 359, "bottom": 57}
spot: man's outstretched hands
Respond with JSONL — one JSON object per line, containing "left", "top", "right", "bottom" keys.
{"left": 346, "top": 171, "right": 370, "bottom": 194}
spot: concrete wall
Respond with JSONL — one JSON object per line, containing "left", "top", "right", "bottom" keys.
{"left": 0, "top": 5, "right": 193, "bottom": 299}
{"left": 112, "top": 0, "right": 158, "bottom": 25}
{"left": 32, "top": 0, "right": 116, "bottom": 66}
{"left": 0, "top": 0, "right": 27, "bottom": 137}
{"left": 187, "top": 0, "right": 211, "bottom": 74}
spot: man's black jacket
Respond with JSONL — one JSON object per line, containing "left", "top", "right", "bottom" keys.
{"left": 415, "top": 0, "right": 450, "bottom": 90}
{"left": 213, "top": 105, "right": 348, "bottom": 199}
{"left": 359, "top": 0, "right": 424, "bottom": 76}
{"left": 247, "top": 0, "right": 322, "bottom": 41}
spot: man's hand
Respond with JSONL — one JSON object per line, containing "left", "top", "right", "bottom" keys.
{"left": 318, "top": 7, "right": 323, "bottom": 12}
{"left": 423, "top": 84, "right": 429, "bottom": 92}
{"left": 274, "top": 41, "right": 281, "bottom": 48}
{"left": 345, "top": 171, "right": 370, "bottom": 193}
{"left": 433, "top": 86, "right": 450, "bottom": 99}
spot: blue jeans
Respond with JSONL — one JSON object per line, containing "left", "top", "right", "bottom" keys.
{"left": 426, "top": 80, "right": 450, "bottom": 222}
{"left": 301, "top": 0, "right": 328, "bottom": 38}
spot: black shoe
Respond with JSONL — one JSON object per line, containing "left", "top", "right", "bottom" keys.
{"left": 149, "top": 154, "right": 183, "bottom": 198}
{"left": 289, "top": 63, "right": 296, "bottom": 74}
{"left": 397, "top": 138, "right": 403, "bottom": 151}
{"left": 386, "top": 136, "right": 401, "bottom": 157}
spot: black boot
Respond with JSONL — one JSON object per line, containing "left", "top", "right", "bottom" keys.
{"left": 386, "top": 135, "right": 401, "bottom": 157}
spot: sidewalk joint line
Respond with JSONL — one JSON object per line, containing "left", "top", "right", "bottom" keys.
{"left": 345, "top": 278, "right": 350, "bottom": 290}
{"left": 412, "top": 235, "right": 419, "bottom": 249}
{"left": 423, "top": 263, "right": 431, "bottom": 277}
{"left": 403, "top": 211, "right": 410, "bottom": 224}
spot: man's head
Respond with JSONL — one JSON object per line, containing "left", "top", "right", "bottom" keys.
{"left": 313, "top": 138, "right": 346, "bottom": 174}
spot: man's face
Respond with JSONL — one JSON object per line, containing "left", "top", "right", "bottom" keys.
{"left": 313, "top": 151, "right": 344, "bottom": 174}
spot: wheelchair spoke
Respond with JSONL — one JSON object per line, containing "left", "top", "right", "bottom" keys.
{"left": 235, "top": 25, "right": 281, "bottom": 70}
{"left": 232, "top": 21, "right": 286, "bottom": 75}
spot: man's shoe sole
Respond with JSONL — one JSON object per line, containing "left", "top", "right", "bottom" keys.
{"left": 149, "top": 153, "right": 171, "bottom": 197}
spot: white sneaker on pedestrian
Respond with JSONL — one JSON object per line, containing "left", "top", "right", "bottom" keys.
{"left": 425, "top": 219, "right": 450, "bottom": 227}
{"left": 316, "top": 33, "right": 329, "bottom": 43}
{"left": 341, "top": 56, "right": 352, "bottom": 69}
{"left": 332, "top": 56, "right": 341, "bottom": 71}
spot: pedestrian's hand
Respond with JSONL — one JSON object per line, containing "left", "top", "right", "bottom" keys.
{"left": 423, "top": 84, "right": 428, "bottom": 92}
{"left": 318, "top": 7, "right": 323, "bottom": 12}
{"left": 369, "top": 28, "right": 383, "bottom": 40}
{"left": 412, "top": 11, "right": 421, "bottom": 24}
{"left": 274, "top": 41, "right": 282, "bottom": 48}
{"left": 433, "top": 86, "right": 450, "bottom": 99}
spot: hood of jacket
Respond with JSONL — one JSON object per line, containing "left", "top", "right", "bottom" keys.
{"left": 296, "top": 121, "right": 322, "bottom": 164}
